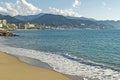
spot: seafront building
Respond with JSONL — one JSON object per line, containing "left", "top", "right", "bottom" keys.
{"left": 0, "top": 19, "right": 7, "bottom": 30}
{"left": 0, "top": 23, "right": 2, "bottom": 28}
{"left": 0, "top": 19, "right": 17, "bottom": 30}
{"left": 24, "top": 23, "right": 36, "bottom": 29}
{"left": 0, "top": 19, "right": 7, "bottom": 28}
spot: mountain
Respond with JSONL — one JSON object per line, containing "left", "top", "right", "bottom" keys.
{"left": 97, "top": 20, "right": 120, "bottom": 29}
{"left": 32, "top": 14, "right": 71, "bottom": 27}
{"left": 0, "top": 14, "right": 24, "bottom": 25}
{"left": 14, "top": 13, "right": 44, "bottom": 22}
{"left": 66, "top": 16, "right": 96, "bottom": 21}
{"left": 31, "top": 14, "right": 110, "bottom": 29}
{"left": 11, "top": 13, "right": 120, "bottom": 29}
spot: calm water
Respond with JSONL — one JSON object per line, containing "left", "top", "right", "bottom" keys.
{"left": 3, "top": 30, "right": 120, "bottom": 70}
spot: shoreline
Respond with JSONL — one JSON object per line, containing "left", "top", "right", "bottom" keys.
{"left": 16, "top": 54, "right": 89, "bottom": 80}
{"left": 0, "top": 44, "right": 120, "bottom": 80}
{"left": 16, "top": 54, "right": 94, "bottom": 80}
{"left": 0, "top": 51, "right": 71, "bottom": 80}
{"left": 0, "top": 39, "right": 119, "bottom": 80}
{"left": 0, "top": 51, "right": 91, "bottom": 80}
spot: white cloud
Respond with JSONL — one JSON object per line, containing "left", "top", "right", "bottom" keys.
{"left": 108, "top": 7, "right": 112, "bottom": 11}
{"left": 49, "top": 7, "right": 81, "bottom": 17}
{"left": 102, "top": 1, "right": 106, "bottom": 7}
{"left": 73, "top": 0, "right": 80, "bottom": 8}
{"left": 48, "top": 0, "right": 81, "bottom": 17}
{"left": 0, "top": 0, "right": 42, "bottom": 16}
{"left": 4, "top": 2, "right": 19, "bottom": 16}
{"left": 102, "top": 1, "right": 112, "bottom": 11}
{"left": 0, "top": 6, "right": 7, "bottom": 13}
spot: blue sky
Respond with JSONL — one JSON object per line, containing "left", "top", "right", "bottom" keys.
{"left": 0, "top": 0, "right": 120, "bottom": 20}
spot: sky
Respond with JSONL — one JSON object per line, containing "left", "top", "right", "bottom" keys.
{"left": 0, "top": 0, "right": 120, "bottom": 20}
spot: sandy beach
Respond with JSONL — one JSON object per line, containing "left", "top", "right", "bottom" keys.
{"left": 0, "top": 51, "right": 70, "bottom": 80}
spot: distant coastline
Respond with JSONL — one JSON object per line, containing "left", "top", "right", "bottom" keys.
{"left": 0, "top": 14, "right": 118, "bottom": 31}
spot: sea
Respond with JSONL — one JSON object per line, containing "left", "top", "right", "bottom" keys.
{"left": 0, "top": 30, "right": 120, "bottom": 80}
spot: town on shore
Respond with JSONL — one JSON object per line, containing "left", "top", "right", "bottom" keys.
{"left": 0, "top": 19, "right": 65, "bottom": 31}
{"left": 0, "top": 19, "right": 66, "bottom": 36}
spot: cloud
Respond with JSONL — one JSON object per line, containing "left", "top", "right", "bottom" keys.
{"left": 108, "top": 7, "right": 112, "bottom": 11}
{"left": 49, "top": 7, "right": 81, "bottom": 17}
{"left": 48, "top": 0, "right": 81, "bottom": 17}
{"left": 102, "top": 1, "right": 106, "bottom": 7}
{"left": 73, "top": 0, "right": 80, "bottom": 8}
{"left": 4, "top": 2, "right": 19, "bottom": 16}
{"left": 0, "top": 0, "right": 42, "bottom": 16}
{"left": 0, "top": 6, "right": 7, "bottom": 13}
{"left": 102, "top": 1, "right": 111, "bottom": 11}
{"left": 16, "top": 0, "right": 42, "bottom": 15}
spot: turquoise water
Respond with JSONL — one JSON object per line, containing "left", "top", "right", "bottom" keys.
{"left": 3, "top": 30, "right": 120, "bottom": 71}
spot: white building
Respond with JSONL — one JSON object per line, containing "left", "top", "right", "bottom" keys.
{"left": 24, "top": 23, "right": 35, "bottom": 29}
{"left": 0, "top": 19, "right": 7, "bottom": 28}
{"left": 0, "top": 24, "right": 3, "bottom": 28}
{"left": 2, "top": 20, "right": 7, "bottom": 26}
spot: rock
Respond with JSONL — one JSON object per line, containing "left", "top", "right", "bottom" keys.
{"left": 0, "top": 30, "right": 17, "bottom": 36}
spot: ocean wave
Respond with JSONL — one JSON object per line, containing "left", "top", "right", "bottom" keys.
{"left": 62, "top": 53, "right": 120, "bottom": 71}
{"left": 0, "top": 44, "right": 120, "bottom": 80}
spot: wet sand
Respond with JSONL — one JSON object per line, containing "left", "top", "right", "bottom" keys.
{"left": 0, "top": 51, "right": 70, "bottom": 80}
{"left": 18, "top": 54, "right": 94, "bottom": 80}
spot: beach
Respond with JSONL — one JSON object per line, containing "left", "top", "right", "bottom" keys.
{"left": 0, "top": 30, "right": 120, "bottom": 80}
{"left": 0, "top": 51, "right": 70, "bottom": 80}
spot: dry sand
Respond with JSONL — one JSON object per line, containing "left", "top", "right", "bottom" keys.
{"left": 0, "top": 51, "right": 71, "bottom": 80}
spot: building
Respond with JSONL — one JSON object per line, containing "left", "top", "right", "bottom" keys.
{"left": 0, "top": 23, "right": 2, "bottom": 28}
{"left": 2, "top": 19, "right": 7, "bottom": 26}
{"left": 24, "top": 23, "right": 36, "bottom": 29}
{"left": 0, "top": 19, "right": 17, "bottom": 30}
{"left": 0, "top": 20, "right": 3, "bottom": 28}
{"left": 0, "top": 19, "right": 7, "bottom": 28}
{"left": 7, "top": 23, "right": 17, "bottom": 30}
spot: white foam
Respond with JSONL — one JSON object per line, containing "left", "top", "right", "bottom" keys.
{"left": 0, "top": 44, "right": 120, "bottom": 80}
